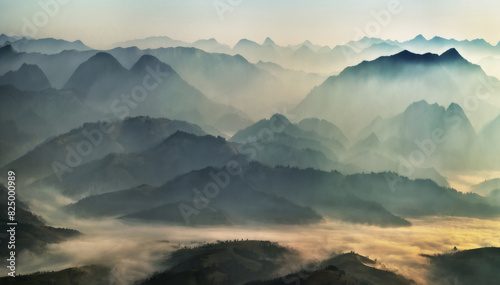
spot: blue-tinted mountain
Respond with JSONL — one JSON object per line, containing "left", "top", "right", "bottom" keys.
{"left": 4, "top": 37, "right": 91, "bottom": 54}
{"left": 33, "top": 131, "right": 240, "bottom": 199}
{"left": 0, "top": 63, "right": 51, "bottom": 91}
{"left": 0, "top": 84, "right": 103, "bottom": 143}
{"left": 145, "top": 46, "right": 293, "bottom": 118}
{"left": 67, "top": 166, "right": 323, "bottom": 226}
{"left": 64, "top": 52, "right": 128, "bottom": 98}
{"left": 68, "top": 161, "right": 498, "bottom": 227}
{"left": 297, "top": 118, "right": 349, "bottom": 145}
{"left": 294, "top": 49, "right": 500, "bottom": 138}
{"left": 1, "top": 117, "right": 206, "bottom": 185}
{"left": 63, "top": 53, "right": 248, "bottom": 133}
{"left": 232, "top": 114, "right": 346, "bottom": 155}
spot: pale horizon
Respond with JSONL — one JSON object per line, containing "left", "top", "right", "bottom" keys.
{"left": 1, "top": 0, "right": 499, "bottom": 49}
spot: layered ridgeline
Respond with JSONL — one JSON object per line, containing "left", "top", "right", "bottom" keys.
{"left": 0, "top": 35, "right": 91, "bottom": 54}
{"left": 31, "top": 131, "right": 241, "bottom": 199}
{"left": 0, "top": 63, "right": 51, "bottom": 91}
{"left": 0, "top": 84, "right": 102, "bottom": 166}
{"left": 67, "top": 159, "right": 500, "bottom": 227}
{"left": 0, "top": 117, "right": 206, "bottom": 186}
{"left": 0, "top": 240, "right": 415, "bottom": 285}
{"left": 348, "top": 100, "right": 478, "bottom": 174}
{"left": 0, "top": 42, "right": 323, "bottom": 120}
{"left": 0, "top": 51, "right": 257, "bottom": 168}
{"left": 231, "top": 113, "right": 451, "bottom": 185}
{"left": 294, "top": 49, "right": 500, "bottom": 139}
{"left": 111, "top": 34, "right": 500, "bottom": 76}
{"left": 63, "top": 52, "right": 249, "bottom": 133}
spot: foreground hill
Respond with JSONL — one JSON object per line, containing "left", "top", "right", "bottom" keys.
{"left": 140, "top": 240, "right": 414, "bottom": 285}
{"left": 141, "top": 240, "right": 298, "bottom": 285}
{"left": 249, "top": 252, "right": 415, "bottom": 285}
{"left": 0, "top": 265, "right": 110, "bottom": 285}
{"left": 422, "top": 247, "right": 500, "bottom": 285}
{"left": 0, "top": 185, "right": 80, "bottom": 257}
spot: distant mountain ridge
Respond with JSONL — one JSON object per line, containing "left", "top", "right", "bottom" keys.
{"left": 294, "top": 48, "right": 500, "bottom": 138}
{"left": 0, "top": 63, "right": 51, "bottom": 91}
{"left": 1, "top": 35, "right": 91, "bottom": 54}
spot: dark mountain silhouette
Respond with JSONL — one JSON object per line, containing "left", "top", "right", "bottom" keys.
{"left": 140, "top": 240, "right": 300, "bottom": 285}
{"left": 1, "top": 117, "right": 205, "bottom": 185}
{"left": 64, "top": 52, "right": 128, "bottom": 99}
{"left": 0, "top": 63, "right": 51, "bottom": 91}
{"left": 68, "top": 161, "right": 500, "bottom": 226}
{"left": 34, "top": 131, "right": 239, "bottom": 199}
{"left": 0, "top": 47, "right": 97, "bottom": 88}
{"left": 250, "top": 252, "right": 414, "bottom": 285}
{"left": 140, "top": 240, "right": 414, "bottom": 285}
{"left": 67, "top": 165, "right": 323, "bottom": 226}
{"left": 400, "top": 35, "right": 500, "bottom": 62}
{"left": 231, "top": 114, "right": 346, "bottom": 156}
{"left": 294, "top": 49, "right": 500, "bottom": 138}
{"left": 422, "top": 247, "right": 500, "bottom": 285}
{"left": 0, "top": 119, "right": 36, "bottom": 166}
{"left": 0, "top": 265, "right": 110, "bottom": 285}
{"left": 0, "top": 184, "right": 80, "bottom": 257}
{"left": 0, "top": 84, "right": 103, "bottom": 144}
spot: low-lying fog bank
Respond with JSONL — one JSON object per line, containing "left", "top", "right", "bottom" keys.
{"left": 3, "top": 208, "right": 499, "bottom": 285}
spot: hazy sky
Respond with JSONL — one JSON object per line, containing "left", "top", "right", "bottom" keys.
{"left": 0, "top": 0, "right": 499, "bottom": 49}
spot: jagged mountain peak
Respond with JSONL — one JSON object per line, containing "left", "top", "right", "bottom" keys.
{"left": 0, "top": 44, "right": 16, "bottom": 55}
{"left": 412, "top": 34, "right": 427, "bottom": 41}
{"left": 0, "top": 62, "right": 51, "bottom": 91}
{"left": 263, "top": 37, "right": 275, "bottom": 46}
{"left": 270, "top": 113, "right": 291, "bottom": 125}
{"left": 440, "top": 48, "right": 466, "bottom": 62}
{"left": 130, "top": 54, "right": 173, "bottom": 74}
